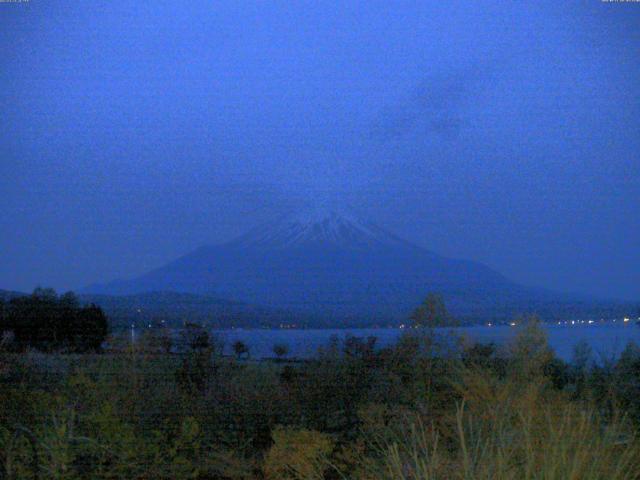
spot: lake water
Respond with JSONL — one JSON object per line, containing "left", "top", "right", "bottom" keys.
{"left": 213, "top": 322, "right": 640, "bottom": 362}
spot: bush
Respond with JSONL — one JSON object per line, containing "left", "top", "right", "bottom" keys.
{"left": 273, "top": 343, "right": 289, "bottom": 360}
{"left": 263, "top": 426, "right": 334, "bottom": 480}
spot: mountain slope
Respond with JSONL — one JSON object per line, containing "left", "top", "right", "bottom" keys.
{"left": 79, "top": 291, "right": 305, "bottom": 329}
{"left": 0, "top": 289, "right": 27, "bottom": 302}
{"left": 0, "top": 288, "right": 297, "bottom": 329}
{"left": 84, "top": 208, "right": 629, "bottom": 325}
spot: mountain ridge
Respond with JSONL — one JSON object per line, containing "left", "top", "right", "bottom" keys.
{"left": 83, "top": 210, "right": 634, "bottom": 325}
{"left": 229, "top": 207, "right": 419, "bottom": 251}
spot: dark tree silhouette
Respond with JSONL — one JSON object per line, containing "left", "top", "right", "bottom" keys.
{"left": 233, "top": 340, "right": 249, "bottom": 360}
{"left": 273, "top": 343, "right": 289, "bottom": 360}
{"left": 180, "top": 322, "right": 211, "bottom": 353}
{"left": 0, "top": 289, "right": 109, "bottom": 352}
{"left": 176, "top": 323, "right": 215, "bottom": 394}
{"left": 410, "top": 292, "right": 456, "bottom": 328}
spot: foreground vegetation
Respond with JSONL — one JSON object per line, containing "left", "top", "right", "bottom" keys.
{"left": 2, "top": 320, "right": 640, "bottom": 479}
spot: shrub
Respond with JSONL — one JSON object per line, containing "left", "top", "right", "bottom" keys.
{"left": 263, "top": 426, "right": 334, "bottom": 480}
{"left": 273, "top": 343, "right": 289, "bottom": 360}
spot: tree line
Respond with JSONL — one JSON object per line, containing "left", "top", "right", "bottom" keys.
{"left": 0, "top": 288, "right": 108, "bottom": 352}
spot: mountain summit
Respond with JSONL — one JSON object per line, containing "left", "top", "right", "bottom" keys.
{"left": 84, "top": 208, "right": 606, "bottom": 325}
{"left": 233, "top": 207, "right": 410, "bottom": 250}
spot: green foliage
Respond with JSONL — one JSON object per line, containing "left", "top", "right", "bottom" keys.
{"left": 2, "top": 326, "right": 640, "bottom": 479}
{"left": 508, "top": 315, "right": 554, "bottom": 381}
{"left": 356, "top": 390, "right": 640, "bottom": 479}
{"left": 410, "top": 293, "right": 457, "bottom": 328}
{"left": 176, "top": 324, "right": 217, "bottom": 394}
{"left": 351, "top": 344, "right": 640, "bottom": 480}
{"left": 263, "top": 426, "right": 333, "bottom": 480}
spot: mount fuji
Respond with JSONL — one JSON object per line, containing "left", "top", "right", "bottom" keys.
{"left": 84, "top": 208, "right": 621, "bottom": 326}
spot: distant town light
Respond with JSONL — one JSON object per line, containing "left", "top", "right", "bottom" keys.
{"left": 509, "top": 322, "right": 516, "bottom": 327}
{"left": 624, "top": 317, "right": 630, "bottom": 323}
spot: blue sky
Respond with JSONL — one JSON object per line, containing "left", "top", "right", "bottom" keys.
{"left": 1, "top": 1, "right": 639, "bottom": 300}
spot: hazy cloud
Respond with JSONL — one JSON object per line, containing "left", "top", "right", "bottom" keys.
{"left": 372, "top": 66, "right": 484, "bottom": 141}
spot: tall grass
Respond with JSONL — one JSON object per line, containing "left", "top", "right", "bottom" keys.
{"left": 359, "top": 370, "right": 640, "bottom": 480}
{"left": 3, "top": 322, "right": 640, "bottom": 479}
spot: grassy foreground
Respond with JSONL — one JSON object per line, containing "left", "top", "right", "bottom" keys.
{"left": 2, "top": 321, "right": 640, "bottom": 479}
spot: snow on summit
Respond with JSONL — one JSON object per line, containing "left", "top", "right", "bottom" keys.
{"left": 234, "top": 206, "right": 407, "bottom": 250}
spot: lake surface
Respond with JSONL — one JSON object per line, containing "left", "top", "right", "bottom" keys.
{"left": 213, "top": 322, "right": 640, "bottom": 362}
